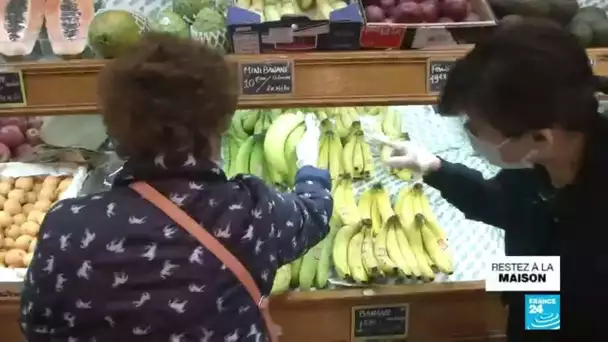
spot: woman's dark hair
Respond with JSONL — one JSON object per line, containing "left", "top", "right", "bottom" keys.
{"left": 438, "top": 18, "right": 607, "bottom": 137}
{"left": 98, "top": 32, "right": 238, "bottom": 158}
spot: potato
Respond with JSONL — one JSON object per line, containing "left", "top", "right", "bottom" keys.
{"left": 0, "top": 195, "right": 5, "bottom": 208}
{"left": 34, "top": 199, "right": 52, "bottom": 212}
{"left": 14, "top": 177, "right": 34, "bottom": 191}
{"left": 21, "top": 221, "right": 39, "bottom": 237}
{"left": 23, "top": 252, "right": 33, "bottom": 267}
{"left": 27, "top": 210, "right": 43, "bottom": 223}
{"left": 3, "top": 199, "right": 21, "bottom": 215}
{"left": 14, "top": 235, "right": 32, "bottom": 251}
{"left": 0, "top": 177, "right": 14, "bottom": 185}
{"left": 3, "top": 237, "right": 14, "bottom": 249}
{"left": 7, "top": 189, "right": 25, "bottom": 204}
{"left": 22, "top": 203, "right": 34, "bottom": 216}
{"left": 0, "top": 250, "right": 6, "bottom": 266}
{"left": 58, "top": 178, "right": 72, "bottom": 192}
{"left": 28, "top": 238, "right": 37, "bottom": 253}
{"left": 25, "top": 191, "right": 36, "bottom": 204}
{"left": 36, "top": 212, "right": 46, "bottom": 225}
{"left": 12, "top": 213, "right": 25, "bottom": 225}
{"left": 38, "top": 187, "right": 56, "bottom": 202}
{"left": 32, "top": 183, "right": 43, "bottom": 194}
{"left": 5, "top": 225, "right": 20, "bottom": 239}
{"left": 42, "top": 176, "right": 60, "bottom": 189}
{"left": 0, "top": 182, "right": 11, "bottom": 196}
{"left": 5, "top": 249, "right": 25, "bottom": 267}
{"left": 0, "top": 211, "right": 12, "bottom": 228}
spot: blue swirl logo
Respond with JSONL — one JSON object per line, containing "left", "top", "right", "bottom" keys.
{"left": 526, "top": 312, "right": 560, "bottom": 330}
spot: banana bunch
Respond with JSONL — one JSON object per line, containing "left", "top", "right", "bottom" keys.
{"left": 318, "top": 126, "right": 344, "bottom": 182}
{"left": 335, "top": 107, "right": 360, "bottom": 138}
{"left": 230, "top": 109, "right": 282, "bottom": 136}
{"left": 378, "top": 109, "right": 404, "bottom": 138}
{"left": 263, "top": 112, "right": 307, "bottom": 187}
{"left": 263, "top": 0, "right": 300, "bottom": 21}
{"left": 342, "top": 126, "right": 374, "bottom": 180}
{"left": 394, "top": 183, "right": 453, "bottom": 277}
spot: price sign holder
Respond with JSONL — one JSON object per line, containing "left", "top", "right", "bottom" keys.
{"left": 240, "top": 61, "right": 294, "bottom": 96}
{"left": 427, "top": 59, "right": 455, "bottom": 95}
{"left": 0, "top": 70, "right": 26, "bottom": 107}
{"left": 351, "top": 303, "right": 409, "bottom": 341}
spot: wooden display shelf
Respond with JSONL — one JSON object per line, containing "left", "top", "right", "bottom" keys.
{"left": 0, "top": 281, "right": 506, "bottom": 341}
{"left": 2, "top": 48, "right": 607, "bottom": 117}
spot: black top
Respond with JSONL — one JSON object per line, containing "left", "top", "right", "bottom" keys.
{"left": 424, "top": 116, "right": 608, "bottom": 341}
{"left": 20, "top": 151, "right": 332, "bottom": 342}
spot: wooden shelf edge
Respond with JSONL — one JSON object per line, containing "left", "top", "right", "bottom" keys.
{"left": 272, "top": 280, "right": 488, "bottom": 306}
{"left": 0, "top": 48, "right": 606, "bottom": 116}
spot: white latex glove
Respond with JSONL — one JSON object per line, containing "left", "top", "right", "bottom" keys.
{"left": 296, "top": 114, "right": 321, "bottom": 168}
{"left": 372, "top": 136, "right": 441, "bottom": 174}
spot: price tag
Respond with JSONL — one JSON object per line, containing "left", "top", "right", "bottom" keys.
{"left": 351, "top": 303, "right": 409, "bottom": 341}
{"left": 427, "top": 60, "right": 455, "bottom": 94}
{"left": 240, "top": 61, "right": 294, "bottom": 95}
{"left": 0, "top": 71, "right": 26, "bottom": 107}
{"left": 360, "top": 25, "right": 406, "bottom": 49}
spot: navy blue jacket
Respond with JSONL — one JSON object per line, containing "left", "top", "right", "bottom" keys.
{"left": 424, "top": 116, "right": 608, "bottom": 341}
{"left": 20, "top": 152, "right": 332, "bottom": 342}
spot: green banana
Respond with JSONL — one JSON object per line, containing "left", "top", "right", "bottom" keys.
{"left": 271, "top": 264, "right": 292, "bottom": 295}
{"left": 298, "top": 242, "right": 323, "bottom": 290}
{"left": 264, "top": 113, "right": 305, "bottom": 177}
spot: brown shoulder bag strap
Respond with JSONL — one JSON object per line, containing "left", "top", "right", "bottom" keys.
{"left": 130, "top": 182, "right": 280, "bottom": 341}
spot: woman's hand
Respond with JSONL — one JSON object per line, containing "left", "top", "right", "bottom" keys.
{"left": 384, "top": 140, "right": 441, "bottom": 174}
{"left": 296, "top": 114, "right": 321, "bottom": 168}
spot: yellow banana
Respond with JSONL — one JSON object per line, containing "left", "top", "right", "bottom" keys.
{"left": 394, "top": 221, "right": 422, "bottom": 279}
{"left": 373, "top": 221, "right": 398, "bottom": 275}
{"left": 386, "top": 223, "right": 412, "bottom": 277}
{"left": 327, "top": 132, "right": 343, "bottom": 181}
{"left": 357, "top": 187, "right": 374, "bottom": 226}
{"left": 342, "top": 135, "right": 357, "bottom": 177}
{"left": 342, "top": 177, "right": 361, "bottom": 224}
{"left": 415, "top": 214, "right": 453, "bottom": 274}
{"left": 347, "top": 230, "right": 368, "bottom": 283}
{"left": 332, "top": 222, "right": 361, "bottom": 279}
{"left": 361, "top": 227, "right": 380, "bottom": 278}
{"left": 283, "top": 124, "right": 306, "bottom": 184}
{"left": 264, "top": 113, "right": 304, "bottom": 177}
{"left": 370, "top": 193, "right": 383, "bottom": 237}
{"left": 360, "top": 136, "right": 374, "bottom": 177}
{"left": 352, "top": 134, "right": 365, "bottom": 179}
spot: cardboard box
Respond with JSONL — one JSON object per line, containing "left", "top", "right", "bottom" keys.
{"left": 358, "top": 0, "right": 497, "bottom": 50}
{"left": 226, "top": 3, "right": 364, "bottom": 54}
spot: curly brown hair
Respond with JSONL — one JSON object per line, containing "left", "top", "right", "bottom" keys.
{"left": 98, "top": 32, "right": 238, "bottom": 158}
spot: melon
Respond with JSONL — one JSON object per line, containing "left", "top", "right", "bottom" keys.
{"left": 151, "top": 10, "right": 190, "bottom": 39}
{"left": 87, "top": 9, "right": 150, "bottom": 59}
{"left": 0, "top": 0, "right": 44, "bottom": 57}
{"left": 44, "top": 0, "right": 95, "bottom": 56}
{"left": 191, "top": 8, "right": 229, "bottom": 52}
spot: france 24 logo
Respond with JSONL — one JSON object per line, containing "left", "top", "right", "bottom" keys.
{"left": 525, "top": 294, "right": 560, "bottom": 330}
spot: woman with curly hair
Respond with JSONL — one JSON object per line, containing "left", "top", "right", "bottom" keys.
{"left": 20, "top": 33, "right": 331, "bottom": 342}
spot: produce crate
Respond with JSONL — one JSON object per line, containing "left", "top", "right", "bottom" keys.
{"left": 358, "top": 0, "right": 498, "bottom": 49}
{"left": 226, "top": 1, "right": 364, "bottom": 54}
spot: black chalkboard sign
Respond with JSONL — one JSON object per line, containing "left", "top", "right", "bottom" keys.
{"left": 428, "top": 60, "right": 455, "bottom": 94}
{"left": 0, "top": 71, "right": 26, "bottom": 106}
{"left": 352, "top": 304, "right": 409, "bottom": 340}
{"left": 240, "top": 61, "right": 293, "bottom": 95}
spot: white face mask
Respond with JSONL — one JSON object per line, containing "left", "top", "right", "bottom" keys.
{"left": 466, "top": 130, "right": 535, "bottom": 169}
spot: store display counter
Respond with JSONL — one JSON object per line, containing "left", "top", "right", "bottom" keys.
{"left": 2, "top": 47, "right": 607, "bottom": 117}
{"left": 0, "top": 281, "right": 506, "bottom": 341}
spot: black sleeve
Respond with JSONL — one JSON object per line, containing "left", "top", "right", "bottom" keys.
{"left": 423, "top": 159, "right": 511, "bottom": 229}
